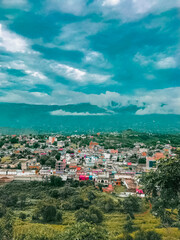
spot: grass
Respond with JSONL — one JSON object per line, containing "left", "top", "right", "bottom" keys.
{"left": 103, "top": 210, "right": 180, "bottom": 240}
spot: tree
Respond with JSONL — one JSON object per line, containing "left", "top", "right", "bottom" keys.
{"left": 19, "top": 212, "right": 26, "bottom": 221}
{"left": 119, "top": 234, "right": 133, "bottom": 240}
{"left": 56, "top": 211, "right": 62, "bottom": 223}
{"left": 75, "top": 209, "right": 91, "bottom": 223}
{"left": 123, "top": 219, "right": 134, "bottom": 233}
{"left": 62, "top": 222, "right": 108, "bottom": 240}
{"left": 0, "top": 205, "right": 5, "bottom": 218}
{"left": 19, "top": 194, "right": 26, "bottom": 209}
{"left": 142, "top": 158, "right": 180, "bottom": 225}
{"left": 75, "top": 206, "right": 103, "bottom": 224}
{"left": 40, "top": 204, "right": 57, "bottom": 222}
{"left": 87, "top": 191, "right": 96, "bottom": 202}
{"left": 123, "top": 196, "right": 141, "bottom": 217}
{"left": 5, "top": 194, "right": 18, "bottom": 207}
{"left": 145, "top": 231, "right": 162, "bottom": 240}
{"left": 71, "top": 196, "right": 84, "bottom": 210}
{"left": 134, "top": 230, "right": 162, "bottom": 240}
{"left": 89, "top": 206, "right": 103, "bottom": 223}
{"left": 50, "top": 175, "right": 64, "bottom": 187}
{"left": 55, "top": 153, "right": 61, "bottom": 160}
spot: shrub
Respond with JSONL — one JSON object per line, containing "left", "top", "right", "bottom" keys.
{"left": 134, "top": 230, "right": 162, "bottom": 240}
{"left": 62, "top": 222, "right": 108, "bottom": 240}
{"left": 40, "top": 204, "right": 57, "bottom": 222}
{"left": 50, "top": 189, "right": 60, "bottom": 198}
{"left": 123, "top": 220, "right": 134, "bottom": 233}
{"left": 75, "top": 206, "right": 103, "bottom": 224}
{"left": 123, "top": 196, "right": 141, "bottom": 215}
{"left": 56, "top": 211, "right": 62, "bottom": 223}
{"left": 71, "top": 196, "right": 84, "bottom": 210}
{"left": 19, "top": 212, "right": 26, "bottom": 221}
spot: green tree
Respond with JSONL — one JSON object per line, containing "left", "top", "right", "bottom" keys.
{"left": 19, "top": 212, "right": 26, "bottom": 221}
{"left": 62, "top": 222, "right": 108, "bottom": 240}
{"left": 123, "top": 219, "right": 134, "bottom": 233}
{"left": 142, "top": 158, "right": 180, "bottom": 225}
{"left": 56, "top": 211, "right": 62, "bottom": 223}
{"left": 50, "top": 175, "right": 64, "bottom": 187}
{"left": 134, "top": 230, "right": 162, "bottom": 240}
{"left": 40, "top": 204, "right": 57, "bottom": 222}
{"left": 123, "top": 196, "right": 141, "bottom": 217}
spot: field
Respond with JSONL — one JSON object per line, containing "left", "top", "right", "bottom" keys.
{"left": 0, "top": 181, "right": 179, "bottom": 240}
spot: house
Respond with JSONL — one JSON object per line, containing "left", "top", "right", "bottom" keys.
{"left": 56, "top": 160, "right": 66, "bottom": 174}
{"left": 154, "top": 152, "right": 165, "bottom": 160}
{"left": 96, "top": 172, "right": 109, "bottom": 186}
{"left": 0, "top": 176, "right": 14, "bottom": 183}
{"left": 39, "top": 167, "right": 52, "bottom": 175}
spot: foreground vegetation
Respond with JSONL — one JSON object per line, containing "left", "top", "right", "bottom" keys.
{"left": 0, "top": 157, "right": 180, "bottom": 240}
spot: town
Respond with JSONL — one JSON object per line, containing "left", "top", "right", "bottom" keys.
{"left": 0, "top": 130, "right": 178, "bottom": 197}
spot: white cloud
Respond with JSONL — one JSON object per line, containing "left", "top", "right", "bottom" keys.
{"left": 0, "top": 73, "right": 13, "bottom": 87}
{"left": 102, "top": 0, "right": 121, "bottom": 6}
{"left": 46, "top": 0, "right": 88, "bottom": 16}
{"left": 50, "top": 109, "right": 108, "bottom": 116}
{"left": 57, "top": 20, "right": 104, "bottom": 51}
{"left": 135, "top": 87, "right": 180, "bottom": 115}
{"left": 2, "top": 0, "right": 28, "bottom": 8}
{"left": 98, "top": 0, "right": 180, "bottom": 22}
{"left": 0, "top": 24, "right": 29, "bottom": 53}
{"left": 50, "top": 62, "right": 112, "bottom": 84}
{"left": 25, "top": 70, "right": 47, "bottom": 80}
{"left": 134, "top": 53, "right": 178, "bottom": 69}
{"left": 84, "top": 51, "right": 111, "bottom": 68}
{"left": 133, "top": 53, "right": 152, "bottom": 66}
{"left": 156, "top": 57, "right": 177, "bottom": 69}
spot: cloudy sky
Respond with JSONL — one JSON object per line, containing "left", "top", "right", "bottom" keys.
{"left": 0, "top": 0, "right": 180, "bottom": 114}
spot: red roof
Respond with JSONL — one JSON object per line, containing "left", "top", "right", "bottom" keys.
{"left": 154, "top": 152, "right": 165, "bottom": 160}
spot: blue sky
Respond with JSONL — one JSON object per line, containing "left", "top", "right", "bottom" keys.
{"left": 0, "top": 0, "right": 180, "bottom": 115}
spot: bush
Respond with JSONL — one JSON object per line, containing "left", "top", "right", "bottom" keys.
{"left": 40, "top": 204, "right": 57, "bottom": 222}
{"left": 62, "top": 222, "right": 108, "bottom": 240}
{"left": 71, "top": 196, "right": 84, "bottom": 210}
{"left": 50, "top": 176, "right": 64, "bottom": 187}
{"left": 56, "top": 211, "right": 62, "bottom": 223}
{"left": 145, "top": 231, "right": 162, "bottom": 240}
{"left": 119, "top": 234, "right": 134, "bottom": 240}
{"left": 134, "top": 230, "right": 162, "bottom": 240}
{"left": 123, "top": 220, "right": 134, "bottom": 233}
{"left": 87, "top": 191, "right": 96, "bottom": 202}
{"left": 89, "top": 206, "right": 103, "bottom": 223}
{"left": 75, "top": 209, "right": 91, "bottom": 223}
{"left": 123, "top": 196, "right": 141, "bottom": 215}
{"left": 19, "top": 212, "right": 26, "bottom": 221}
{"left": 75, "top": 206, "right": 103, "bottom": 224}
{"left": 50, "top": 189, "right": 60, "bottom": 198}
{"left": 0, "top": 205, "right": 5, "bottom": 218}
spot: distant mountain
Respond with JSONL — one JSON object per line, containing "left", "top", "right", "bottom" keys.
{"left": 0, "top": 102, "right": 179, "bottom": 134}
{"left": 0, "top": 102, "right": 140, "bottom": 115}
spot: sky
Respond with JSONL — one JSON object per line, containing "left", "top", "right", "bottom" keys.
{"left": 0, "top": 0, "right": 180, "bottom": 115}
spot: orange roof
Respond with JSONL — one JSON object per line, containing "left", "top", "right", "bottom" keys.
{"left": 28, "top": 166, "right": 40, "bottom": 169}
{"left": 89, "top": 141, "right": 98, "bottom": 146}
{"left": 141, "top": 152, "right": 147, "bottom": 156}
{"left": 77, "top": 167, "right": 81, "bottom": 171}
{"left": 89, "top": 141, "right": 98, "bottom": 149}
{"left": 69, "top": 165, "right": 78, "bottom": 168}
{"left": 154, "top": 152, "right": 166, "bottom": 160}
{"left": 147, "top": 157, "right": 155, "bottom": 161}
{"left": 110, "top": 149, "right": 118, "bottom": 154}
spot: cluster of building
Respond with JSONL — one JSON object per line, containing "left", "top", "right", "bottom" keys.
{"left": 0, "top": 134, "right": 177, "bottom": 197}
